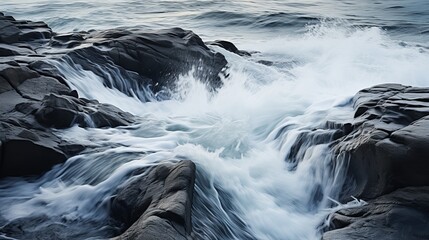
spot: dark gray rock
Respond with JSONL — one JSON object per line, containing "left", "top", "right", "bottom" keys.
{"left": 35, "top": 93, "right": 134, "bottom": 128}
{"left": 111, "top": 160, "right": 196, "bottom": 240}
{"left": 0, "top": 84, "right": 27, "bottom": 113}
{"left": 323, "top": 187, "right": 429, "bottom": 240}
{"left": 0, "top": 64, "right": 40, "bottom": 91}
{"left": 0, "top": 93, "right": 86, "bottom": 177}
{"left": 65, "top": 27, "right": 228, "bottom": 96}
{"left": 1, "top": 12, "right": 229, "bottom": 100}
{"left": 207, "top": 40, "right": 251, "bottom": 56}
{"left": 0, "top": 121, "right": 66, "bottom": 177}
{"left": 0, "top": 17, "right": 20, "bottom": 44}
{"left": 0, "top": 62, "right": 71, "bottom": 177}
{"left": 325, "top": 84, "right": 429, "bottom": 240}
{"left": 0, "top": 55, "right": 132, "bottom": 178}
{"left": 18, "top": 76, "right": 70, "bottom": 101}
{"left": 28, "top": 60, "right": 68, "bottom": 85}
{"left": 0, "top": 13, "right": 144, "bottom": 178}
{"left": 0, "top": 215, "right": 118, "bottom": 240}
{"left": 1, "top": 12, "right": 208, "bottom": 239}
{"left": 333, "top": 84, "right": 429, "bottom": 201}
{"left": 0, "top": 75, "right": 13, "bottom": 93}
{"left": 0, "top": 14, "right": 52, "bottom": 44}
{"left": 0, "top": 79, "right": 133, "bottom": 177}
{"left": 0, "top": 43, "right": 34, "bottom": 57}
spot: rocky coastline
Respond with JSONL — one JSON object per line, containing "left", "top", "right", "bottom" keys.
{"left": 1, "top": 12, "right": 429, "bottom": 239}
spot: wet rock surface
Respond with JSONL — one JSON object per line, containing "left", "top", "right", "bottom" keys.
{"left": 0, "top": 62, "right": 73, "bottom": 177}
{"left": 0, "top": 215, "right": 118, "bottom": 240}
{"left": 0, "top": 12, "right": 220, "bottom": 240}
{"left": 323, "top": 187, "right": 429, "bottom": 240}
{"left": 0, "top": 12, "right": 51, "bottom": 45}
{"left": 53, "top": 27, "right": 228, "bottom": 99}
{"left": 111, "top": 160, "right": 196, "bottom": 240}
{"left": 35, "top": 93, "right": 134, "bottom": 129}
{"left": 0, "top": 11, "right": 227, "bottom": 178}
{"left": 0, "top": 61, "right": 134, "bottom": 177}
{"left": 207, "top": 40, "right": 251, "bottom": 56}
{"left": 325, "top": 84, "right": 429, "bottom": 239}
{"left": 0, "top": 161, "right": 196, "bottom": 240}
{"left": 334, "top": 84, "right": 429, "bottom": 200}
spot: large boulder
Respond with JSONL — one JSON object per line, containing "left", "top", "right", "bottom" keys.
{"left": 62, "top": 27, "right": 228, "bottom": 97}
{"left": 333, "top": 84, "right": 429, "bottom": 200}
{"left": 111, "top": 160, "right": 196, "bottom": 240}
{"left": 325, "top": 84, "right": 429, "bottom": 239}
{"left": 0, "top": 63, "right": 70, "bottom": 177}
{"left": 323, "top": 186, "right": 429, "bottom": 240}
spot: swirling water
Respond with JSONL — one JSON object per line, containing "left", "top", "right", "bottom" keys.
{"left": 1, "top": 1, "right": 429, "bottom": 239}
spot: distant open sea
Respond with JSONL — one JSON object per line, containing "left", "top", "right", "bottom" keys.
{"left": 3, "top": 0, "right": 429, "bottom": 43}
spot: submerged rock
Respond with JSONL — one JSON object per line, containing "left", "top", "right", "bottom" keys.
{"left": 111, "top": 160, "right": 196, "bottom": 240}
{"left": 0, "top": 214, "right": 119, "bottom": 240}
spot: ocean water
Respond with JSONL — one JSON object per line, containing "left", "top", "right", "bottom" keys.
{"left": 1, "top": 1, "right": 429, "bottom": 239}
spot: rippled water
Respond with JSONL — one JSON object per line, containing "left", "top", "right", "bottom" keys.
{"left": 3, "top": 0, "right": 429, "bottom": 43}
{"left": 1, "top": 1, "right": 429, "bottom": 240}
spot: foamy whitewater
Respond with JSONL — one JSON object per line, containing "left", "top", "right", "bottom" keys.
{"left": 1, "top": 1, "right": 429, "bottom": 239}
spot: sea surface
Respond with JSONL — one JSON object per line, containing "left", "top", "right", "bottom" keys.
{"left": 1, "top": 1, "right": 429, "bottom": 239}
